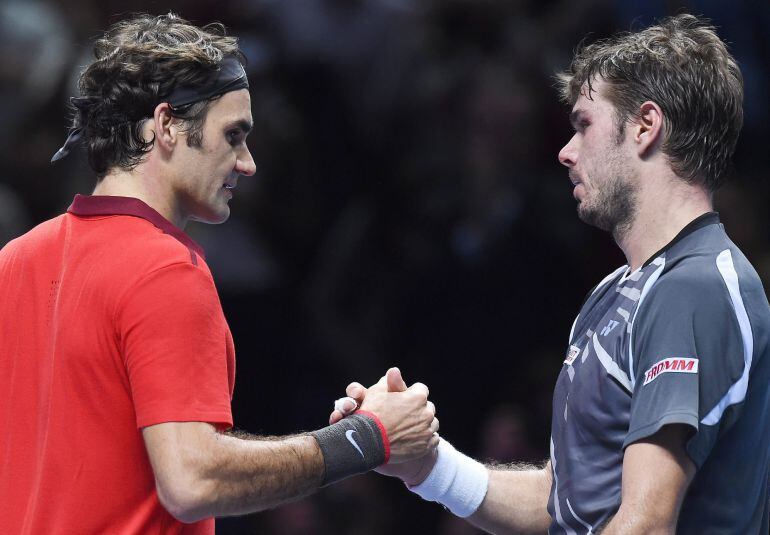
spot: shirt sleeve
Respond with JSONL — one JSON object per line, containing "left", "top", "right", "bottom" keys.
{"left": 116, "top": 262, "right": 233, "bottom": 430}
{"left": 624, "top": 271, "right": 746, "bottom": 468}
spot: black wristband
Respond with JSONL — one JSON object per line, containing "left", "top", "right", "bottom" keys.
{"left": 311, "top": 412, "right": 388, "bottom": 486}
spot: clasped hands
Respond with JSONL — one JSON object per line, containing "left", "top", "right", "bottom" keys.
{"left": 329, "top": 367, "right": 440, "bottom": 486}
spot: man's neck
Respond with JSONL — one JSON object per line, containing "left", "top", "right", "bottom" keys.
{"left": 92, "top": 167, "right": 186, "bottom": 228}
{"left": 616, "top": 172, "right": 713, "bottom": 272}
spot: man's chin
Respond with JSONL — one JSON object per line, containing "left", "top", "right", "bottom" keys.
{"left": 576, "top": 204, "right": 592, "bottom": 225}
{"left": 577, "top": 205, "right": 612, "bottom": 233}
{"left": 190, "top": 208, "right": 231, "bottom": 225}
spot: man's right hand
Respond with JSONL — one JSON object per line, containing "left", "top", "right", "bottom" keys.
{"left": 330, "top": 368, "right": 439, "bottom": 485}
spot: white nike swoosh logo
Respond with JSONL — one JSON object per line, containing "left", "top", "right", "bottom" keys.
{"left": 345, "top": 429, "right": 365, "bottom": 458}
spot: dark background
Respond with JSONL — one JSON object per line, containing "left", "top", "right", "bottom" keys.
{"left": 1, "top": 1, "right": 768, "bottom": 533}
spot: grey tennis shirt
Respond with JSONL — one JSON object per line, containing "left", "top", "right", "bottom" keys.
{"left": 548, "top": 213, "right": 770, "bottom": 534}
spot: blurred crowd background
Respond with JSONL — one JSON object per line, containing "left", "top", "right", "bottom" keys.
{"left": 1, "top": 0, "right": 768, "bottom": 533}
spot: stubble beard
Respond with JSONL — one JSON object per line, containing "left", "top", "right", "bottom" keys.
{"left": 576, "top": 148, "right": 639, "bottom": 241}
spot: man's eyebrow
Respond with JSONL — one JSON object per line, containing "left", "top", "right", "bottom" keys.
{"left": 226, "top": 119, "right": 253, "bottom": 134}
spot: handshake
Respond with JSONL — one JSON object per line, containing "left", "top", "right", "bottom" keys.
{"left": 315, "top": 367, "right": 489, "bottom": 520}
{"left": 322, "top": 367, "right": 440, "bottom": 487}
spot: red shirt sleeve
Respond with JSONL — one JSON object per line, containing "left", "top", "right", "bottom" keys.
{"left": 116, "top": 262, "right": 234, "bottom": 429}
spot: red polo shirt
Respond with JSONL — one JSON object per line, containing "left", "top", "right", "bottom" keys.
{"left": 0, "top": 195, "right": 235, "bottom": 534}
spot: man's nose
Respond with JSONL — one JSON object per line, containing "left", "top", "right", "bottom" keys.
{"left": 558, "top": 135, "right": 578, "bottom": 168}
{"left": 236, "top": 147, "right": 257, "bottom": 176}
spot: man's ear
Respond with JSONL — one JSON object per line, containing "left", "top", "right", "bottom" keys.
{"left": 152, "top": 102, "right": 179, "bottom": 152}
{"left": 634, "top": 101, "right": 665, "bottom": 157}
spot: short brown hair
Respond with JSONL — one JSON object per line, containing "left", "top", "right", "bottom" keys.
{"left": 557, "top": 14, "right": 743, "bottom": 191}
{"left": 73, "top": 13, "right": 245, "bottom": 178}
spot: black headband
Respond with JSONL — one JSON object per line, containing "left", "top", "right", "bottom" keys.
{"left": 51, "top": 55, "right": 249, "bottom": 163}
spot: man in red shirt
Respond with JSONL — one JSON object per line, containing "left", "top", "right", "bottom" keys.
{"left": 0, "top": 14, "right": 438, "bottom": 534}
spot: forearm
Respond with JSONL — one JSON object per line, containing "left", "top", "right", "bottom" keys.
{"left": 198, "top": 431, "right": 324, "bottom": 518}
{"left": 146, "top": 403, "right": 417, "bottom": 523}
{"left": 468, "top": 463, "right": 552, "bottom": 535}
{"left": 144, "top": 423, "right": 324, "bottom": 522}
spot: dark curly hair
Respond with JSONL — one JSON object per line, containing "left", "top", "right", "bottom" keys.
{"left": 72, "top": 13, "right": 245, "bottom": 178}
{"left": 557, "top": 14, "right": 743, "bottom": 192}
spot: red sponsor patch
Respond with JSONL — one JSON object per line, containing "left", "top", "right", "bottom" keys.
{"left": 643, "top": 357, "right": 698, "bottom": 385}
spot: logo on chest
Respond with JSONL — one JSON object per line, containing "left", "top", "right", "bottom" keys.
{"left": 643, "top": 357, "right": 699, "bottom": 385}
{"left": 600, "top": 319, "right": 620, "bottom": 336}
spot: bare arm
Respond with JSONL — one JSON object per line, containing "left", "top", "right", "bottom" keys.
{"left": 468, "top": 461, "right": 552, "bottom": 535}
{"left": 144, "top": 369, "right": 438, "bottom": 523}
{"left": 143, "top": 422, "right": 323, "bottom": 522}
{"left": 472, "top": 423, "right": 694, "bottom": 534}
{"left": 333, "top": 377, "right": 552, "bottom": 534}
{"left": 601, "top": 424, "right": 695, "bottom": 534}
{"left": 371, "top": 445, "right": 552, "bottom": 534}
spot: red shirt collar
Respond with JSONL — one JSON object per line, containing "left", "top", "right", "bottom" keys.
{"left": 67, "top": 194, "right": 205, "bottom": 260}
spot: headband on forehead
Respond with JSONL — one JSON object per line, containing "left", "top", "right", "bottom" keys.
{"left": 51, "top": 55, "right": 249, "bottom": 163}
{"left": 167, "top": 55, "right": 248, "bottom": 108}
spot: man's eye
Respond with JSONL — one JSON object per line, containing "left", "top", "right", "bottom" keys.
{"left": 572, "top": 122, "right": 589, "bottom": 134}
{"left": 227, "top": 131, "right": 243, "bottom": 145}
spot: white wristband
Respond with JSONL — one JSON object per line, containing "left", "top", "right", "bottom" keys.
{"left": 408, "top": 438, "right": 489, "bottom": 518}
